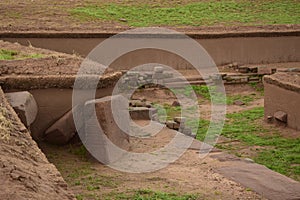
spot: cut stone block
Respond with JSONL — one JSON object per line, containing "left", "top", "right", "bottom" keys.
{"left": 274, "top": 111, "right": 287, "bottom": 123}
{"left": 84, "top": 95, "right": 130, "bottom": 164}
{"left": 130, "top": 107, "right": 157, "bottom": 120}
{"left": 5, "top": 91, "right": 38, "bottom": 127}
{"left": 43, "top": 106, "right": 83, "bottom": 145}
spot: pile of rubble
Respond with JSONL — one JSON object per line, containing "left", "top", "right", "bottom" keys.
{"left": 120, "top": 66, "right": 174, "bottom": 88}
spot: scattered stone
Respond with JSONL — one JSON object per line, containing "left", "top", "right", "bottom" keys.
{"left": 173, "top": 122, "right": 180, "bottom": 130}
{"left": 244, "top": 158, "right": 255, "bottom": 163}
{"left": 232, "top": 62, "right": 239, "bottom": 69}
{"left": 174, "top": 117, "right": 186, "bottom": 124}
{"left": 154, "top": 66, "right": 164, "bottom": 73}
{"left": 166, "top": 121, "right": 176, "bottom": 129}
{"left": 119, "top": 18, "right": 127, "bottom": 22}
{"left": 287, "top": 68, "right": 300, "bottom": 72}
{"left": 5, "top": 91, "right": 38, "bottom": 127}
{"left": 274, "top": 111, "right": 287, "bottom": 123}
{"left": 233, "top": 100, "right": 245, "bottom": 106}
{"left": 172, "top": 100, "right": 180, "bottom": 107}
{"left": 248, "top": 66, "right": 258, "bottom": 73}
{"left": 130, "top": 107, "right": 157, "bottom": 120}
{"left": 267, "top": 115, "right": 273, "bottom": 123}
{"left": 238, "top": 66, "right": 249, "bottom": 73}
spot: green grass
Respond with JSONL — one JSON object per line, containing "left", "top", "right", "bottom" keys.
{"left": 0, "top": 49, "right": 43, "bottom": 60}
{"left": 179, "top": 85, "right": 256, "bottom": 105}
{"left": 195, "top": 107, "right": 300, "bottom": 180}
{"left": 70, "top": 0, "right": 300, "bottom": 27}
{"left": 104, "top": 189, "right": 198, "bottom": 200}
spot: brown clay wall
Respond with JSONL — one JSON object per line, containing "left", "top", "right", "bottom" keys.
{"left": 264, "top": 74, "right": 300, "bottom": 130}
{"left": 0, "top": 87, "right": 75, "bottom": 199}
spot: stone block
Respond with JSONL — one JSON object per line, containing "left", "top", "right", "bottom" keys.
{"left": 84, "top": 95, "right": 130, "bottom": 164}
{"left": 274, "top": 111, "right": 287, "bottom": 123}
{"left": 130, "top": 107, "right": 157, "bottom": 120}
{"left": 5, "top": 91, "right": 38, "bottom": 127}
{"left": 44, "top": 108, "right": 79, "bottom": 145}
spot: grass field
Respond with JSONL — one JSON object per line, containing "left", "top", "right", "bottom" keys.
{"left": 71, "top": 0, "right": 300, "bottom": 27}
{"left": 196, "top": 107, "right": 300, "bottom": 181}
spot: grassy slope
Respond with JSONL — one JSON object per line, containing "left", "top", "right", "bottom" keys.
{"left": 71, "top": 0, "right": 300, "bottom": 27}
{"left": 0, "top": 49, "right": 43, "bottom": 60}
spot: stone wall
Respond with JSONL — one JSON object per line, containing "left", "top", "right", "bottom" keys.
{"left": 264, "top": 72, "right": 300, "bottom": 130}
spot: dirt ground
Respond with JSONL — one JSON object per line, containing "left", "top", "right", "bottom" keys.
{"left": 37, "top": 84, "right": 269, "bottom": 199}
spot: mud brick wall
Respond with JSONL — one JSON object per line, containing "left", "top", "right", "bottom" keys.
{"left": 264, "top": 73, "right": 300, "bottom": 130}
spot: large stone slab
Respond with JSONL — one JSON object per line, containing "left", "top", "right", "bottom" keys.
{"left": 43, "top": 106, "right": 83, "bottom": 145}
{"left": 216, "top": 161, "right": 300, "bottom": 200}
{"left": 129, "top": 107, "right": 157, "bottom": 120}
{"left": 84, "top": 95, "right": 130, "bottom": 164}
{"left": 5, "top": 91, "right": 38, "bottom": 127}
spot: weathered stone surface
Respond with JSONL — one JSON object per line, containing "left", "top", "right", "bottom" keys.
{"left": 5, "top": 91, "right": 38, "bottom": 127}
{"left": 130, "top": 107, "right": 157, "bottom": 120}
{"left": 174, "top": 117, "right": 186, "bottom": 124}
{"left": 183, "top": 127, "right": 192, "bottom": 135}
{"left": 84, "top": 95, "right": 130, "bottom": 164}
{"left": 172, "top": 100, "right": 180, "bottom": 107}
{"left": 44, "top": 107, "right": 80, "bottom": 145}
{"left": 238, "top": 66, "right": 249, "bottom": 73}
{"left": 234, "top": 100, "right": 245, "bottom": 106}
{"left": 154, "top": 66, "right": 164, "bottom": 73}
{"left": 166, "top": 121, "right": 176, "bottom": 129}
{"left": 274, "top": 111, "right": 287, "bottom": 123}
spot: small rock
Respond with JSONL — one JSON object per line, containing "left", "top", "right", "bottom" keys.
{"left": 244, "top": 158, "right": 254, "bottom": 163}
{"left": 287, "top": 68, "right": 300, "bottom": 72}
{"left": 233, "top": 100, "right": 245, "bottom": 106}
{"left": 172, "top": 101, "right": 180, "bottom": 107}
{"left": 274, "top": 111, "right": 287, "bottom": 123}
{"left": 232, "top": 62, "right": 239, "bottom": 69}
{"left": 174, "top": 117, "right": 186, "bottom": 124}
{"left": 166, "top": 121, "right": 176, "bottom": 129}
{"left": 154, "top": 66, "right": 164, "bottom": 73}
{"left": 238, "top": 66, "right": 249, "bottom": 73}
{"left": 119, "top": 18, "right": 127, "bottom": 22}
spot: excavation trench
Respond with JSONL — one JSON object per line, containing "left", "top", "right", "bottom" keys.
{"left": 1, "top": 33, "right": 300, "bottom": 68}
{"left": 1, "top": 32, "right": 300, "bottom": 199}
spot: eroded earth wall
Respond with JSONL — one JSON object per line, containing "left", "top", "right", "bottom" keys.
{"left": 0, "top": 87, "right": 75, "bottom": 200}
